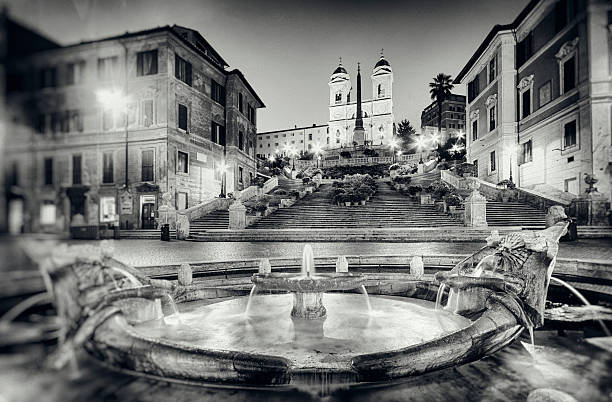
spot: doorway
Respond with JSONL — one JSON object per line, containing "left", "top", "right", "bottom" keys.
{"left": 140, "top": 195, "right": 156, "bottom": 229}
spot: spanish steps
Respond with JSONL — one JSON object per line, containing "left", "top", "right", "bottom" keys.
{"left": 248, "top": 180, "right": 463, "bottom": 229}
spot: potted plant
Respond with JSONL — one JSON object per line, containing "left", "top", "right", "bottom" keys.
{"left": 445, "top": 193, "right": 463, "bottom": 213}
{"left": 407, "top": 184, "right": 422, "bottom": 200}
{"left": 289, "top": 190, "right": 300, "bottom": 200}
{"left": 254, "top": 201, "right": 268, "bottom": 217}
{"left": 497, "top": 179, "right": 517, "bottom": 202}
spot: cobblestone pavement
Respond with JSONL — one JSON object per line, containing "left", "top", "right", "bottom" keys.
{"left": 103, "top": 238, "right": 611, "bottom": 267}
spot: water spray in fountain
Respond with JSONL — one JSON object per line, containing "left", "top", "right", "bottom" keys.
{"left": 302, "top": 244, "right": 315, "bottom": 277}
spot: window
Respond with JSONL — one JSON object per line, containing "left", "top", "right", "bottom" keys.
{"left": 211, "top": 121, "right": 225, "bottom": 145}
{"left": 555, "top": 0, "right": 578, "bottom": 33}
{"left": 177, "top": 151, "right": 189, "bottom": 174}
{"left": 102, "top": 152, "right": 113, "bottom": 183}
{"left": 72, "top": 154, "right": 82, "bottom": 185}
{"left": 178, "top": 104, "right": 188, "bottom": 131}
{"left": 473, "top": 159, "right": 479, "bottom": 177}
{"left": 377, "top": 84, "right": 384, "bottom": 97}
{"left": 326, "top": 137, "right": 330, "bottom": 145}
{"left": 248, "top": 104, "right": 256, "bottom": 124}
{"left": 211, "top": 79, "right": 226, "bottom": 105}
{"left": 472, "top": 119, "right": 478, "bottom": 141}
{"left": 44, "top": 157, "right": 53, "bottom": 186}
{"left": 37, "top": 114, "right": 46, "bottom": 134}
{"left": 69, "top": 110, "right": 83, "bottom": 132}
{"left": 539, "top": 81, "right": 552, "bottom": 107}
{"left": 97, "top": 56, "right": 118, "bottom": 80}
{"left": 347, "top": 93, "right": 350, "bottom": 103}
{"left": 468, "top": 76, "right": 480, "bottom": 103}
{"left": 175, "top": 55, "right": 192, "bottom": 86}
{"left": 489, "top": 105, "right": 496, "bottom": 131}
{"left": 563, "top": 120, "right": 577, "bottom": 149}
{"left": 519, "top": 140, "right": 533, "bottom": 165}
{"left": 177, "top": 192, "right": 188, "bottom": 210}
{"left": 142, "top": 100, "right": 154, "bottom": 127}
{"left": 308, "top": 144, "right": 312, "bottom": 150}
{"left": 238, "top": 131, "right": 244, "bottom": 151}
{"left": 489, "top": 151, "right": 496, "bottom": 172}
{"left": 308, "top": 133, "right": 312, "bottom": 141}
{"left": 521, "top": 88, "right": 531, "bottom": 118}
{"left": 238, "top": 93, "right": 244, "bottom": 113}
{"left": 40, "top": 67, "right": 57, "bottom": 88}
{"left": 335, "top": 92, "right": 342, "bottom": 104}
{"left": 489, "top": 56, "right": 497, "bottom": 83}
{"left": 136, "top": 49, "right": 158, "bottom": 76}
{"left": 141, "top": 150, "right": 154, "bottom": 181}
{"left": 51, "top": 112, "right": 60, "bottom": 134}
{"left": 516, "top": 32, "right": 533, "bottom": 68}
{"left": 66, "top": 61, "right": 85, "bottom": 85}
{"left": 562, "top": 55, "right": 576, "bottom": 93}
{"left": 238, "top": 167, "right": 244, "bottom": 184}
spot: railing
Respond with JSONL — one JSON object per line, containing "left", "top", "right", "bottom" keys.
{"left": 178, "top": 197, "right": 232, "bottom": 222}
{"left": 293, "top": 154, "right": 421, "bottom": 169}
{"left": 441, "top": 170, "right": 469, "bottom": 190}
{"left": 516, "top": 187, "right": 572, "bottom": 212}
{"left": 236, "top": 185, "right": 259, "bottom": 202}
{"left": 262, "top": 176, "right": 278, "bottom": 194}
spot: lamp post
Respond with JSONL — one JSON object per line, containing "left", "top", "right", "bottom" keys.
{"left": 317, "top": 154, "right": 321, "bottom": 169}
{"left": 415, "top": 135, "right": 427, "bottom": 164}
{"left": 389, "top": 138, "right": 398, "bottom": 163}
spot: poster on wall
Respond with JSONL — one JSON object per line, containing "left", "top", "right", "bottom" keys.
{"left": 120, "top": 190, "right": 133, "bottom": 215}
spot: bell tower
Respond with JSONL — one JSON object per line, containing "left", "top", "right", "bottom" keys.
{"left": 371, "top": 50, "right": 394, "bottom": 145}
{"left": 328, "top": 58, "right": 352, "bottom": 147}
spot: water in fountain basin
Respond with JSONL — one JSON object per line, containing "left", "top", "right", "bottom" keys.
{"left": 435, "top": 284, "right": 446, "bottom": 310}
{"left": 164, "top": 294, "right": 182, "bottom": 323}
{"left": 302, "top": 244, "right": 316, "bottom": 277}
{"left": 360, "top": 285, "right": 372, "bottom": 314}
{"left": 245, "top": 285, "right": 258, "bottom": 315}
{"left": 550, "top": 276, "right": 611, "bottom": 336}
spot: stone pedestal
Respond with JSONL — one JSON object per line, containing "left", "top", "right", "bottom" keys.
{"left": 228, "top": 200, "right": 247, "bottom": 230}
{"left": 575, "top": 191, "right": 610, "bottom": 226}
{"left": 335, "top": 256, "right": 349, "bottom": 273}
{"left": 175, "top": 212, "right": 190, "bottom": 240}
{"left": 420, "top": 194, "right": 433, "bottom": 205}
{"left": 290, "top": 170, "right": 298, "bottom": 180}
{"left": 417, "top": 163, "right": 424, "bottom": 174}
{"left": 178, "top": 263, "right": 192, "bottom": 286}
{"left": 258, "top": 258, "right": 271, "bottom": 275}
{"left": 464, "top": 180, "right": 487, "bottom": 227}
{"left": 292, "top": 292, "right": 326, "bottom": 319}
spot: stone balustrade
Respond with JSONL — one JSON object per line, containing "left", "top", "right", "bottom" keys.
{"left": 262, "top": 176, "right": 278, "bottom": 194}
{"left": 293, "top": 154, "right": 421, "bottom": 169}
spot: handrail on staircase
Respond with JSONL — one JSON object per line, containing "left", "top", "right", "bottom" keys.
{"left": 178, "top": 197, "right": 232, "bottom": 222}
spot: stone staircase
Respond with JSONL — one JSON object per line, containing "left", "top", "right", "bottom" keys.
{"left": 248, "top": 180, "right": 463, "bottom": 229}
{"left": 410, "top": 170, "right": 441, "bottom": 187}
{"left": 190, "top": 210, "right": 230, "bottom": 232}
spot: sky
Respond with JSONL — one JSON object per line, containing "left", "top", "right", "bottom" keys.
{"left": 6, "top": 0, "right": 529, "bottom": 132}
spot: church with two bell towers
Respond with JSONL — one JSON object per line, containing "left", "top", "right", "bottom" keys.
{"left": 256, "top": 51, "right": 394, "bottom": 157}
{"left": 328, "top": 51, "right": 394, "bottom": 148}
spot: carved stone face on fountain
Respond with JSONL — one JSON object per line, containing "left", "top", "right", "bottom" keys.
{"left": 436, "top": 222, "right": 569, "bottom": 328}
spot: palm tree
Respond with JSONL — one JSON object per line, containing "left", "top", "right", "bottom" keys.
{"left": 429, "top": 73, "right": 454, "bottom": 148}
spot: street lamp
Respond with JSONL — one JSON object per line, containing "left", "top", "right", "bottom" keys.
{"left": 389, "top": 138, "right": 399, "bottom": 163}
{"left": 415, "top": 135, "right": 427, "bottom": 164}
{"left": 504, "top": 143, "right": 517, "bottom": 184}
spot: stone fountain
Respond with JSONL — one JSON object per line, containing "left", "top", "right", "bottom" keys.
{"left": 30, "top": 217, "right": 570, "bottom": 390}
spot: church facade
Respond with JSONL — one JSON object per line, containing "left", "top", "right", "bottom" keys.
{"left": 328, "top": 54, "right": 394, "bottom": 148}
{"left": 257, "top": 53, "right": 394, "bottom": 153}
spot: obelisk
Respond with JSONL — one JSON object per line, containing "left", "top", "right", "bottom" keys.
{"left": 353, "top": 62, "right": 365, "bottom": 145}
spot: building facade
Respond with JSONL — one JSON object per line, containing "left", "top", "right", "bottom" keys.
{"left": 256, "top": 124, "right": 329, "bottom": 159}
{"left": 420, "top": 93, "right": 466, "bottom": 143}
{"left": 328, "top": 54, "right": 394, "bottom": 147}
{"left": 2, "top": 18, "right": 263, "bottom": 233}
{"left": 455, "top": 0, "right": 611, "bottom": 202}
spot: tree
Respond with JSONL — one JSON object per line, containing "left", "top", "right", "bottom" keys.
{"left": 429, "top": 73, "right": 454, "bottom": 147}
{"left": 396, "top": 119, "right": 416, "bottom": 152}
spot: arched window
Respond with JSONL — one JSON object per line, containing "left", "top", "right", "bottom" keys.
{"left": 326, "top": 137, "right": 330, "bottom": 144}
{"left": 336, "top": 130, "right": 341, "bottom": 137}
{"left": 347, "top": 93, "right": 350, "bottom": 103}
{"left": 335, "top": 92, "right": 342, "bottom": 104}
{"left": 377, "top": 84, "right": 384, "bottom": 97}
